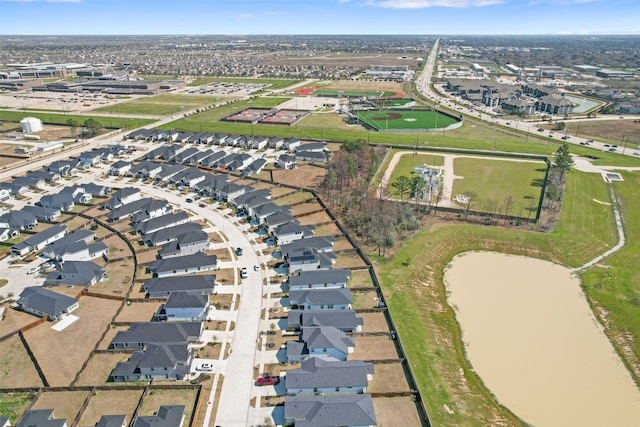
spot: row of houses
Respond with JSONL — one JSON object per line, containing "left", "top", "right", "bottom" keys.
{"left": 4, "top": 405, "right": 185, "bottom": 427}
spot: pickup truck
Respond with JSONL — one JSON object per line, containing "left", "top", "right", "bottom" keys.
{"left": 257, "top": 374, "right": 280, "bottom": 386}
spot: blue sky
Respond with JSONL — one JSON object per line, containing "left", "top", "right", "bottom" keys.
{"left": 0, "top": 0, "right": 638, "bottom": 35}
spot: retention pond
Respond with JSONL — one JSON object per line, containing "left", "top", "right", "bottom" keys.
{"left": 444, "top": 251, "right": 640, "bottom": 426}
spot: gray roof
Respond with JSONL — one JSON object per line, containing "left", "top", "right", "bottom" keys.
{"left": 95, "top": 415, "right": 127, "bottom": 427}
{"left": 285, "top": 358, "right": 373, "bottom": 390}
{"left": 108, "top": 197, "right": 153, "bottom": 220}
{"left": 142, "top": 275, "right": 216, "bottom": 296}
{"left": 135, "top": 212, "right": 189, "bottom": 235}
{"left": 289, "top": 288, "right": 352, "bottom": 307}
{"left": 284, "top": 394, "right": 376, "bottom": 427}
{"left": 288, "top": 309, "right": 360, "bottom": 331}
{"left": 274, "top": 221, "right": 313, "bottom": 237}
{"left": 133, "top": 406, "right": 185, "bottom": 427}
{"left": 0, "top": 210, "right": 37, "bottom": 229}
{"left": 17, "top": 287, "right": 77, "bottom": 319}
{"left": 0, "top": 416, "right": 10, "bottom": 427}
{"left": 130, "top": 200, "right": 171, "bottom": 224}
{"left": 17, "top": 409, "right": 67, "bottom": 427}
{"left": 288, "top": 269, "right": 351, "bottom": 288}
{"left": 281, "top": 236, "right": 334, "bottom": 258}
{"left": 302, "top": 326, "right": 355, "bottom": 354}
{"left": 44, "top": 260, "right": 105, "bottom": 286}
{"left": 21, "top": 205, "right": 61, "bottom": 220}
{"left": 148, "top": 252, "right": 217, "bottom": 274}
{"left": 112, "top": 344, "right": 189, "bottom": 377}
{"left": 145, "top": 222, "right": 203, "bottom": 246}
{"left": 264, "top": 212, "right": 295, "bottom": 228}
{"left": 158, "top": 230, "right": 209, "bottom": 258}
{"left": 13, "top": 224, "right": 66, "bottom": 250}
{"left": 111, "top": 322, "right": 202, "bottom": 347}
{"left": 165, "top": 291, "right": 209, "bottom": 309}
{"left": 233, "top": 189, "right": 272, "bottom": 207}
{"left": 45, "top": 229, "right": 94, "bottom": 252}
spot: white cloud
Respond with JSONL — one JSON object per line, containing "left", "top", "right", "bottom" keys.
{"left": 339, "top": 0, "right": 352, "bottom": 4}
{"left": 365, "top": 0, "right": 505, "bottom": 8}
{"left": 235, "top": 13, "right": 255, "bottom": 21}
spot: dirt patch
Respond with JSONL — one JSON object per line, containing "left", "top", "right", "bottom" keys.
{"left": 0, "top": 306, "right": 41, "bottom": 337}
{"left": 296, "top": 211, "right": 332, "bottom": 226}
{"left": 31, "top": 390, "right": 89, "bottom": 423}
{"left": 210, "top": 293, "right": 234, "bottom": 310}
{"left": 23, "top": 296, "right": 121, "bottom": 386}
{"left": 334, "top": 252, "right": 368, "bottom": 270}
{"left": 74, "top": 352, "right": 132, "bottom": 386}
{"left": 352, "top": 289, "right": 380, "bottom": 310}
{"left": 77, "top": 389, "right": 144, "bottom": 426}
{"left": 349, "top": 270, "right": 374, "bottom": 288}
{"left": 333, "top": 237, "right": 355, "bottom": 251}
{"left": 359, "top": 312, "right": 391, "bottom": 333}
{"left": 291, "top": 202, "right": 324, "bottom": 217}
{"left": 271, "top": 165, "right": 325, "bottom": 189}
{"left": 372, "top": 396, "right": 422, "bottom": 427}
{"left": 215, "top": 268, "right": 235, "bottom": 286}
{"left": 350, "top": 336, "right": 399, "bottom": 361}
{"left": 312, "top": 222, "right": 342, "bottom": 236}
{"left": 115, "top": 302, "right": 160, "bottom": 323}
{"left": 136, "top": 247, "right": 160, "bottom": 264}
{"left": 138, "top": 388, "right": 198, "bottom": 422}
{"left": 0, "top": 335, "right": 44, "bottom": 388}
{"left": 368, "top": 363, "right": 411, "bottom": 393}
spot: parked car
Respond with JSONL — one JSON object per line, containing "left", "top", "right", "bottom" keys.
{"left": 257, "top": 374, "right": 280, "bottom": 386}
{"left": 561, "top": 135, "right": 570, "bottom": 140}
{"left": 236, "top": 247, "right": 243, "bottom": 256}
{"left": 254, "top": 264, "right": 260, "bottom": 271}
{"left": 633, "top": 152, "right": 640, "bottom": 156}
{"left": 240, "top": 267, "right": 248, "bottom": 279}
{"left": 26, "top": 267, "right": 39, "bottom": 275}
{"left": 41, "top": 261, "right": 56, "bottom": 272}
{"left": 608, "top": 148, "right": 617, "bottom": 152}
{"left": 537, "top": 128, "right": 545, "bottom": 132}
{"left": 197, "top": 363, "right": 213, "bottom": 371}
{"left": 185, "top": 197, "right": 193, "bottom": 203}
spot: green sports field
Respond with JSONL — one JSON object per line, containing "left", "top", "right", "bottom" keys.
{"left": 356, "top": 109, "right": 459, "bottom": 131}
{"left": 372, "top": 98, "right": 415, "bottom": 108}
{"left": 312, "top": 89, "right": 397, "bottom": 97}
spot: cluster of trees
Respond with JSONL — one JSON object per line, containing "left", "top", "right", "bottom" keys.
{"left": 67, "top": 118, "right": 103, "bottom": 138}
{"left": 545, "top": 142, "right": 575, "bottom": 211}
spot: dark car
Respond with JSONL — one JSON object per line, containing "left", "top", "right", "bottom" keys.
{"left": 236, "top": 247, "right": 243, "bottom": 256}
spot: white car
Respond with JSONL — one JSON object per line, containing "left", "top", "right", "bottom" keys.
{"left": 197, "top": 363, "right": 213, "bottom": 371}
{"left": 26, "top": 266, "right": 39, "bottom": 275}
{"left": 240, "top": 267, "right": 248, "bottom": 279}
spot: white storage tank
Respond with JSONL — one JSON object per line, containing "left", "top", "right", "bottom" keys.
{"left": 20, "top": 117, "right": 43, "bottom": 133}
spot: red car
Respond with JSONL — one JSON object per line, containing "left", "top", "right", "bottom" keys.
{"left": 257, "top": 374, "right": 280, "bottom": 386}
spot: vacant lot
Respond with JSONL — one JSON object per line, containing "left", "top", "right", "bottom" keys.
{"left": 74, "top": 353, "right": 133, "bottom": 386}
{"left": 30, "top": 390, "right": 89, "bottom": 423}
{"left": 94, "top": 94, "right": 219, "bottom": 116}
{"left": 350, "top": 336, "right": 399, "bottom": 360}
{"left": 368, "top": 363, "right": 411, "bottom": 393}
{"left": 77, "top": 389, "right": 144, "bottom": 426}
{"left": 372, "top": 396, "right": 422, "bottom": 427}
{"left": 563, "top": 119, "right": 640, "bottom": 149}
{"left": 115, "top": 302, "right": 160, "bottom": 323}
{"left": 359, "top": 312, "right": 390, "bottom": 333}
{"left": 291, "top": 201, "right": 324, "bottom": 217}
{"left": 334, "top": 252, "right": 368, "bottom": 269}
{"left": 452, "top": 157, "right": 546, "bottom": 213}
{"left": 24, "top": 296, "right": 121, "bottom": 386}
{"left": 312, "top": 222, "right": 342, "bottom": 236}
{"left": 270, "top": 165, "right": 326, "bottom": 188}
{"left": 352, "top": 289, "right": 380, "bottom": 310}
{"left": 296, "top": 211, "right": 332, "bottom": 226}
{"left": 0, "top": 306, "right": 40, "bottom": 337}
{"left": 333, "top": 237, "right": 355, "bottom": 251}
{"left": 273, "top": 191, "right": 315, "bottom": 206}
{"left": 0, "top": 335, "right": 43, "bottom": 388}
{"left": 138, "top": 388, "right": 198, "bottom": 423}
{"left": 349, "top": 269, "right": 374, "bottom": 288}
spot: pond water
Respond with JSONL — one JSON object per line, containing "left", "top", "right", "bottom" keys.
{"left": 444, "top": 251, "right": 640, "bottom": 427}
{"left": 565, "top": 95, "right": 600, "bottom": 113}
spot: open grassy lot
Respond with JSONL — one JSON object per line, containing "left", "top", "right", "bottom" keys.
{"left": 188, "top": 77, "right": 301, "bottom": 89}
{"left": 359, "top": 312, "right": 390, "bottom": 333}
{"left": 0, "top": 335, "right": 44, "bottom": 388}
{"left": 581, "top": 171, "right": 640, "bottom": 381}
{"left": 562, "top": 119, "right": 640, "bottom": 150}
{"left": 372, "top": 396, "right": 422, "bottom": 427}
{"left": 334, "top": 252, "right": 368, "bottom": 269}
{"left": 451, "top": 157, "right": 546, "bottom": 213}
{"left": 352, "top": 289, "right": 380, "bottom": 310}
{"left": 312, "top": 222, "right": 342, "bottom": 236}
{"left": 31, "top": 390, "right": 89, "bottom": 423}
{"left": 138, "top": 388, "right": 198, "bottom": 422}
{"left": 94, "top": 94, "right": 220, "bottom": 116}
{"left": 349, "top": 269, "right": 375, "bottom": 288}
{"left": 77, "top": 389, "right": 144, "bottom": 426}
{"left": 270, "top": 165, "right": 327, "bottom": 189}
{"left": 296, "top": 211, "right": 332, "bottom": 226}
{"left": 272, "top": 191, "right": 315, "bottom": 206}
{"left": 290, "top": 201, "right": 324, "bottom": 216}
{"left": 0, "top": 392, "right": 34, "bottom": 424}
{"left": 350, "top": 336, "right": 399, "bottom": 360}
{"left": 0, "top": 110, "right": 153, "bottom": 130}
{"left": 74, "top": 353, "right": 133, "bottom": 386}
{"left": 389, "top": 153, "right": 445, "bottom": 186}
{"left": 375, "top": 169, "right": 618, "bottom": 426}
{"left": 24, "top": 296, "right": 121, "bottom": 386}
{"left": 333, "top": 237, "right": 355, "bottom": 251}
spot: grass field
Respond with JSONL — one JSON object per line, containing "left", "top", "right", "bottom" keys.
{"left": 451, "top": 157, "right": 546, "bottom": 214}
{"left": 188, "top": 77, "right": 301, "bottom": 89}
{"left": 0, "top": 392, "right": 33, "bottom": 424}
{"left": 0, "top": 110, "right": 154, "bottom": 130}
{"left": 94, "top": 94, "right": 220, "bottom": 116}
{"left": 388, "top": 153, "right": 445, "bottom": 191}
{"left": 313, "top": 89, "right": 398, "bottom": 97}
{"left": 372, "top": 98, "right": 415, "bottom": 108}
{"left": 375, "top": 169, "right": 619, "bottom": 426}
{"left": 356, "top": 110, "right": 459, "bottom": 131}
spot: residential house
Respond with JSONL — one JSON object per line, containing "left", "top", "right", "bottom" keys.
{"left": 16, "top": 410, "right": 68, "bottom": 427}
{"left": 43, "top": 260, "right": 105, "bottom": 286}
{"left": 94, "top": 415, "right": 127, "bottom": 427}
{"left": 0, "top": 188, "right": 12, "bottom": 202}
{"left": 36, "top": 193, "right": 75, "bottom": 212}
{"left": 10, "top": 224, "right": 66, "bottom": 256}
{"left": 128, "top": 161, "right": 163, "bottom": 179}
{"left": 283, "top": 137, "right": 301, "bottom": 151}
{"left": 276, "top": 154, "right": 297, "bottom": 169}
{"left": 232, "top": 189, "right": 272, "bottom": 210}
{"left": 286, "top": 247, "right": 335, "bottom": 273}
{"left": 144, "top": 222, "right": 203, "bottom": 246}
{"left": 200, "top": 150, "right": 227, "bottom": 168}
{"left": 0, "top": 228, "right": 19, "bottom": 242}
{"left": 17, "top": 287, "right": 79, "bottom": 321}
{"left": 287, "top": 326, "right": 355, "bottom": 362}
{"left": 295, "top": 151, "right": 328, "bottom": 162}
{"left": 0, "top": 210, "right": 38, "bottom": 230}
{"left": 104, "top": 187, "right": 142, "bottom": 210}
{"left": 58, "top": 186, "right": 91, "bottom": 204}
{"left": 287, "top": 309, "right": 362, "bottom": 332}
{"left": 110, "top": 322, "right": 203, "bottom": 349}
{"left": 272, "top": 222, "right": 314, "bottom": 245}
{"left": 157, "top": 291, "right": 210, "bottom": 322}
{"left": 132, "top": 406, "right": 185, "bottom": 427}
{"left": 109, "top": 197, "right": 155, "bottom": 221}
{"left": 135, "top": 212, "right": 189, "bottom": 236}
{"left": 252, "top": 202, "right": 287, "bottom": 225}
{"left": 287, "top": 268, "right": 351, "bottom": 291}
{"left": 179, "top": 169, "right": 207, "bottom": 188}
{"left": 47, "top": 160, "right": 78, "bottom": 176}
{"left": 109, "top": 344, "right": 192, "bottom": 382}
{"left": 130, "top": 199, "right": 171, "bottom": 224}
{"left": 284, "top": 394, "right": 376, "bottom": 427}
{"left": 285, "top": 358, "right": 374, "bottom": 395}
{"left": 267, "top": 136, "right": 284, "bottom": 149}
{"left": 21, "top": 205, "right": 61, "bottom": 222}
{"left": 142, "top": 275, "right": 216, "bottom": 298}
{"left": 148, "top": 252, "right": 217, "bottom": 278}
{"left": 280, "top": 236, "right": 335, "bottom": 259}
{"left": 12, "top": 176, "right": 45, "bottom": 190}
{"left": 289, "top": 288, "right": 353, "bottom": 310}
{"left": 110, "top": 161, "right": 132, "bottom": 176}
{"left": 263, "top": 212, "right": 296, "bottom": 233}
{"left": 158, "top": 230, "right": 209, "bottom": 259}
{"left": 249, "top": 136, "right": 268, "bottom": 150}
{"left": 26, "top": 170, "right": 61, "bottom": 183}
{"left": 169, "top": 147, "right": 199, "bottom": 164}
{"left": 296, "top": 142, "right": 326, "bottom": 153}
{"left": 242, "top": 158, "right": 267, "bottom": 176}
{"left": 0, "top": 416, "right": 10, "bottom": 427}
{"left": 80, "top": 183, "right": 112, "bottom": 198}
{"left": 43, "top": 229, "right": 108, "bottom": 261}
{"left": 188, "top": 149, "right": 214, "bottom": 166}
{"left": 0, "top": 182, "right": 29, "bottom": 197}
{"left": 215, "top": 182, "right": 247, "bottom": 202}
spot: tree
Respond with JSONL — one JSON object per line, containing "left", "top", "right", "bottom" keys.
{"left": 553, "top": 143, "right": 575, "bottom": 182}
{"left": 554, "top": 121, "right": 566, "bottom": 131}
{"left": 503, "top": 195, "right": 515, "bottom": 217}
{"left": 462, "top": 191, "right": 478, "bottom": 221}
{"left": 411, "top": 176, "right": 427, "bottom": 216}
{"left": 81, "top": 118, "right": 103, "bottom": 138}
{"left": 391, "top": 175, "right": 412, "bottom": 203}
{"left": 66, "top": 118, "right": 78, "bottom": 136}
